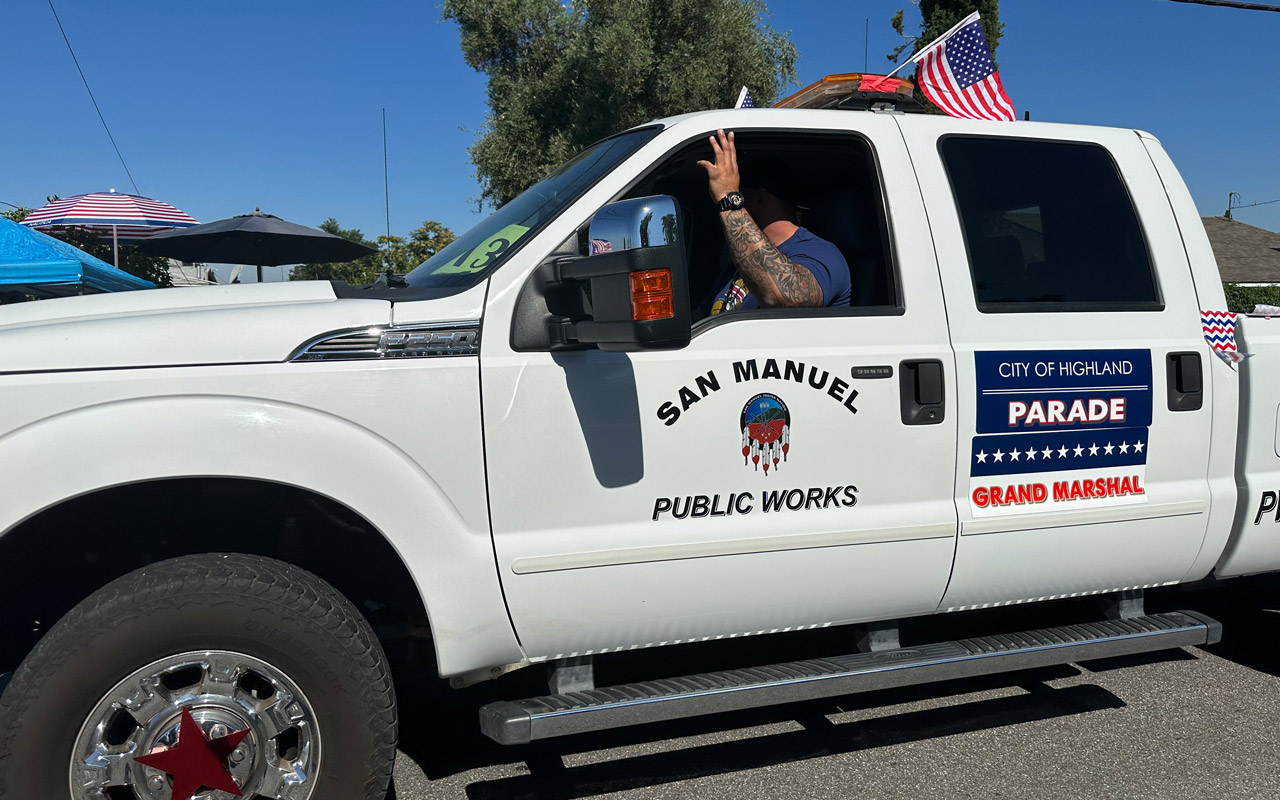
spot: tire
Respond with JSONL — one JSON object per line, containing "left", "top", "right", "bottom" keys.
{"left": 0, "top": 553, "right": 397, "bottom": 800}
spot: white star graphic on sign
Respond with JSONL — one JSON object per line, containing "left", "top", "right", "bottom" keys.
{"left": 1104, "top": 442, "right": 1115, "bottom": 455}
{"left": 993, "top": 449, "right": 1004, "bottom": 462}
{"left": 1073, "top": 445, "right": 1084, "bottom": 457}
{"left": 1025, "top": 448, "right": 1037, "bottom": 460}
{"left": 1119, "top": 441, "right": 1130, "bottom": 454}
{"left": 1042, "top": 447, "right": 1053, "bottom": 459}
{"left": 1058, "top": 446, "right": 1069, "bottom": 458}
{"left": 1134, "top": 440, "right": 1145, "bottom": 453}
{"left": 1088, "top": 443, "right": 1099, "bottom": 456}
{"left": 976, "top": 450, "right": 988, "bottom": 463}
{"left": 1010, "top": 449, "right": 1020, "bottom": 461}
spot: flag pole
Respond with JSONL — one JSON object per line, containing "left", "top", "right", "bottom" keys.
{"left": 885, "top": 10, "right": 980, "bottom": 78}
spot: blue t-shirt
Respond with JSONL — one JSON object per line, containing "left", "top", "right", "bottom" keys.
{"left": 707, "top": 227, "right": 851, "bottom": 315}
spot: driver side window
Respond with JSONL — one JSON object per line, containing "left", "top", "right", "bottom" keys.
{"left": 608, "top": 130, "right": 899, "bottom": 322}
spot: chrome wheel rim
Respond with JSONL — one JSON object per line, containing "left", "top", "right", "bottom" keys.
{"left": 70, "top": 650, "right": 321, "bottom": 800}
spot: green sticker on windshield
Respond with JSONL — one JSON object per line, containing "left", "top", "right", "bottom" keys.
{"left": 431, "top": 223, "right": 531, "bottom": 275}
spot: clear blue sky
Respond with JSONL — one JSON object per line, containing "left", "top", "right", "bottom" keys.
{"left": 4, "top": 0, "right": 1279, "bottom": 279}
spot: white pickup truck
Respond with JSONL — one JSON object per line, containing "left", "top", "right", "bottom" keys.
{"left": 2, "top": 86, "right": 1278, "bottom": 800}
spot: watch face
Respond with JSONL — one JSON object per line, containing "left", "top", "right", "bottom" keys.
{"left": 721, "top": 192, "right": 745, "bottom": 210}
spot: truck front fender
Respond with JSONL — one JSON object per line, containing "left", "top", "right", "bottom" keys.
{"left": 0, "top": 395, "right": 523, "bottom": 677}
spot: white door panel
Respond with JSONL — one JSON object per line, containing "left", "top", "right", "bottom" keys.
{"left": 895, "top": 117, "right": 1214, "bottom": 610}
{"left": 481, "top": 116, "right": 960, "bottom": 658}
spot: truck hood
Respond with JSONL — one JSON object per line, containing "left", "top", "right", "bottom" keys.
{"left": 0, "top": 281, "right": 392, "bottom": 373}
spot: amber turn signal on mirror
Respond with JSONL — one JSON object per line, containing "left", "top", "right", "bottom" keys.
{"left": 630, "top": 269, "right": 675, "bottom": 321}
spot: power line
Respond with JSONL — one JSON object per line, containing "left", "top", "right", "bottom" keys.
{"left": 46, "top": 0, "right": 140, "bottom": 195}
{"left": 1161, "top": 0, "right": 1280, "bottom": 11}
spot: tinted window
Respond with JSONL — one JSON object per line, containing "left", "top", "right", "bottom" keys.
{"left": 941, "top": 137, "right": 1160, "bottom": 311}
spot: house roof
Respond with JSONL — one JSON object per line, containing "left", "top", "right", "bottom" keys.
{"left": 1201, "top": 216, "right": 1280, "bottom": 283}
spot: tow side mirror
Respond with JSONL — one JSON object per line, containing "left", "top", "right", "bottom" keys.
{"left": 545, "top": 195, "right": 691, "bottom": 352}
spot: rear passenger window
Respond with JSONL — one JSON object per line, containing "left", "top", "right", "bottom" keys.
{"left": 940, "top": 137, "right": 1161, "bottom": 312}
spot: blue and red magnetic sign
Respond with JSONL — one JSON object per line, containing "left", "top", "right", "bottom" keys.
{"left": 971, "top": 349, "right": 1151, "bottom": 479}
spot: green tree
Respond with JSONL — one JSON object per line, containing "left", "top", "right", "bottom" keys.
{"left": 889, "top": 1, "right": 1003, "bottom": 66}
{"left": 887, "top": 1, "right": 1004, "bottom": 114}
{"left": 38, "top": 226, "right": 173, "bottom": 287}
{"left": 404, "top": 220, "right": 457, "bottom": 266}
{"left": 291, "top": 218, "right": 457, "bottom": 285}
{"left": 444, "top": 0, "right": 799, "bottom": 207}
{"left": 5, "top": 201, "right": 170, "bottom": 286}
{"left": 291, "top": 219, "right": 382, "bottom": 284}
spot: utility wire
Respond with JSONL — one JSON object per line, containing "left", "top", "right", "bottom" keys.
{"left": 1233, "top": 198, "right": 1280, "bottom": 208}
{"left": 1162, "top": 0, "right": 1280, "bottom": 11}
{"left": 46, "top": 0, "right": 140, "bottom": 195}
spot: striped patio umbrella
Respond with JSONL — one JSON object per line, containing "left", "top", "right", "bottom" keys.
{"left": 22, "top": 190, "right": 198, "bottom": 267}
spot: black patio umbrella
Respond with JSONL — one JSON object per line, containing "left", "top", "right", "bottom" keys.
{"left": 138, "top": 209, "right": 377, "bottom": 282}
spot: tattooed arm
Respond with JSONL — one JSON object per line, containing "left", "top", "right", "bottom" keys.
{"left": 697, "top": 128, "right": 823, "bottom": 308}
{"left": 717, "top": 208, "right": 823, "bottom": 308}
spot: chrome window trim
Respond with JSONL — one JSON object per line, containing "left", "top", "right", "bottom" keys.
{"left": 290, "top": 322, "right": 481, "bottom": 361}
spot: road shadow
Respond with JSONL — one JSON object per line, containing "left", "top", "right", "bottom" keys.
{"left": 390, "top": 663, "right": 1122, "bottom": 800}
{"left": 458, "top": 677, "right": 1123, "bottom": 800}
{"left": 1150, "top": 575, "right": 1280, "bottom": 679}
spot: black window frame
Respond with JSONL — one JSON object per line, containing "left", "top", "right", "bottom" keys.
{"left": 938, "top": 133, "right": 1165, "bottom": 315}
{"left": 605, "top": 127, "right": 906, "bottom": 337}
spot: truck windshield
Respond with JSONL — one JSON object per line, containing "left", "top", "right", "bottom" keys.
{"left": 404, "top": 127, "right": 661, "bottom": 289}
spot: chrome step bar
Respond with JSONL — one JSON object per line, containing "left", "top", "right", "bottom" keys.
{"left": 479, "top": 611, "right": 1220, "bottom": 745}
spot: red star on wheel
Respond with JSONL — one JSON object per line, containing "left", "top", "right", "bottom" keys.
{"left": 134, "top": 708, "right": 250, "bottom": 800}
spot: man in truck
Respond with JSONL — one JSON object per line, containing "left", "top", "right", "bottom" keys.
{"left": 698, "top": 128, "right": 852, "bottom": 314}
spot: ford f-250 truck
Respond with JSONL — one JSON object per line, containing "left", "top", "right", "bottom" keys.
{"left": 2, "top": 80, "right": 1276, "bottom": 799}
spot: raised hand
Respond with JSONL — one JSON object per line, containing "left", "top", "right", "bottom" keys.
{"left": 696, "top": 129, "right": 740, "bottom": 201}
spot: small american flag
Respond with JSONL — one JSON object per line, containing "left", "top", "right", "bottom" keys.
{"left": 1202, "top": 309, "right": 1249, "bottom": 364}
{"left": 734, "top": 86, "right": 754, "bottom": 109}
{"left": 589, "top": 238, "right": 613, "bottom": 255}
{"left": 909, "top": 11, "right": 1015, "bottom": 121}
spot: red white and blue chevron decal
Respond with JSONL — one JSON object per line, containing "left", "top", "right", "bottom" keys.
{"left": 1202, "top": 310, "right": 1247, "bottom": 364}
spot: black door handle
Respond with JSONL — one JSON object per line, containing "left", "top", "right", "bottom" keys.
{"left": 1166, "top": 352, "right": 1203, "bottom": 412}
{"left": 900, "top": 359, "right": 945, "bottom": 425}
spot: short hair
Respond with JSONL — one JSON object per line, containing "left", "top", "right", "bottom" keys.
{"left": 739, "top": 156, "right": 798, "bottom": 206}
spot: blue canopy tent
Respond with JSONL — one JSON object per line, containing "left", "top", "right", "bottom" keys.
{"left": 0, "top": 216, "right": 155, "bottom": 299}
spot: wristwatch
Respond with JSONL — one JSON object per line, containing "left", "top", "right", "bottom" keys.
{"left": 717, "top": 192, "right": 745, "bottom": 212}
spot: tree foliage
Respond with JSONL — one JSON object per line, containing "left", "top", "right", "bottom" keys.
{"left": 291, "top": 218, "right": 457, "bottom": 285}
{"left": 1224, "top": 282, "right": 1280, "bottom": 313}
{"left": 5, "top": 203, "right": 172, "bottom": 286}
{"left": 36, "top": 226, "right": 173, "bottom": 287}
{"left": 888, "top": 0, "right": 1003, "bottom": 67}
{"left": 444, "top": 0, "right": 799, "bottom": 207}
{"left": 887, "top": 0, "right": 1003, "bottom": 115}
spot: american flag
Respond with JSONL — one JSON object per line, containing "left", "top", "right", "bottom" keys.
{"left": 734, "top": 86, "right": 754, "bottom": 109}
{"left": 589, "top": 238, "right": 613, "bottom": 255}
{"left": 909, "top": 11, "right": 1015, "bottom": 122}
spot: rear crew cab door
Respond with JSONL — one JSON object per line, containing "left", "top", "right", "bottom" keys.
{"left": 896, "top": 116, "right": 1213, "bottom": 610}
{"left": 479, "top": 113, "right": 959, "bottom": 659}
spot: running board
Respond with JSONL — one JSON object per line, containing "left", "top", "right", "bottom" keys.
{"left": 479, "top": 611, "right": 1220, "bottom": 745}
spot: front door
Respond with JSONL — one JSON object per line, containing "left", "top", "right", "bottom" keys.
{"left": 481, "top": 116, "right": 960, "bottom": 659}
{"left": 898, "top": 117, "right": 1215, "bottom": 610}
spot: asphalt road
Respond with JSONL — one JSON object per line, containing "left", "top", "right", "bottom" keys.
{"left": 387, "top": 584, "right": 1280, "bottom": 800}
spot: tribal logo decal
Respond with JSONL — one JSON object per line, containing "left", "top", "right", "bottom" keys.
{"left": 741, "top": 393, "right": 790, "bottom": 474}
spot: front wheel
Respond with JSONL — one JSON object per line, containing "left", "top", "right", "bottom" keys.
{"left": 0, "top": 553, "right": 397, "bottom": 800}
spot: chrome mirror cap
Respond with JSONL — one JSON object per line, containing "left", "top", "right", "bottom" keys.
{"left": 587, "top": 195, "right": 681, "bottom": 254}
